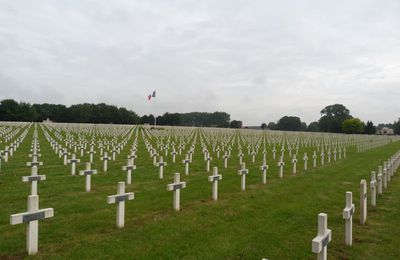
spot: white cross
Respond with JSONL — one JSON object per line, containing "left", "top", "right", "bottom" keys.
{"left": 26, "top": 157, "right": 43, "bottom": 169}
{"left": 277, "top": 158, "right": 285, "bottom": 178}
{"left": 22, "top": 166, "right": 46, "bottom": 195}
{"left": 311, "top": 213, "right": 331, "bottom": 260}
{"left": 107, "top": 181, "right": 134, "bottom": 228}
{"left": 100, "top": 152, "right": 111, "bottom": 172}
{"left": 182, "top": 155, "right": 190, "bottom": 175}
{"left": 343, "top": 191, "right": 355, "bottom": 246}
{"left": 370, "top": 171, "right": 377, "bottom": 207}
{"left": 303, "top": 153, "right": 308, "bottom": 171}
{"left": 320, "top": 151, "right": 325, "bottom": 166}
{"left": 167, "top": 173, "right": 186, "bottom": 211}
{"left": 208, "top": 167, "right": 222, "bottom": 200}
{"left": 223, "top": 152, "right": 229, "bottom": 168}
{"left": 67, "top": 154, "right": 80, "bottom": 175}
{"left": 156, "top": 156, "right": 167, "bottom": 179}
{"left": 377, "top": 166, "right": 383, "bottom": 195}
{"left": 10, "top": 195, "right": 54, "bottom": 255}
{"left": 205, "top": 154, "right": 212, "bottom": 172}
{"left": 292, "top": 155, "right": 298, "bottom": 174}
{"left": 122, "top": 160, "right": 136, "bottom": 185}
{"left": 237, "top": 162, "right": 249, "bottom": 191}
{"left": 312, "top": 151, "right": 317, "bottom": 168}
{"left": 79, "top": 163, "right": 98, "bottom": 192}
{"left": 260, "top": 160, "right": 269, "bottom": 184}
{"left": 360, "top": 179, "right": 367, "bottom": 225}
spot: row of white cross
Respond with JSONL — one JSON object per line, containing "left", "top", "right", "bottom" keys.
{"left": 311, "top": 150, "right": 400, "bottom": 259}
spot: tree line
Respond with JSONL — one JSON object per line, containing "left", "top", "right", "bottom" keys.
{"left": 262, "top": 104, "right": 399, "bottom": 135}
{"left": 0, "top": 99, "right": 234, "bottom": 127}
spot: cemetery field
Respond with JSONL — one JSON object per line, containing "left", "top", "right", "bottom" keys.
{"left": 1, "top": 123, "right": 400, "bottom": 259}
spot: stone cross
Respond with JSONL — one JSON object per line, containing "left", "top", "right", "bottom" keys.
{"left": 112, "top": 147, "right": 117, "bottom": 161}
{"left": 156, "top": 156, "right": 167, "bottom": 179}
{"left": 387, "top": 160, "right": 392, "bottom": 183}
{"left": 122, "top": 160, "right": 136, "bottom": 185}
{"left": 327, "top": 150, "right": 331, "bottom": 163}
{"left": 127, "top": 152, "right": 137, "bottom": 165}
{"left": 61, "top": 149, "right": 69, "bottom": 165}
{"left": 87, "top": 146, "right": 96, "bottom": 163}
{"left": 238, "top": 151, "right": 244, "bottom": 165}
{"left": 167, "top": 173, "right": 186, "bottom": 211}
{"left": 292, "top": 154, "right": 298, "bottom": 174}
{"left": 320, "top": 151, "right": 325, "bottom": 166}
{"left": 10, "top": 195, "right": 54, "bottom": 255}
{"left": 101, "top": 152, "right": 111, "bottom": 172}
{"left": 26, "top": 157, "right": 43, "bottom": 169}
{"left": 208, "top": 167, "right": 222, "bottom": 200}
{"left": 312, "top": 151, "right": 317, "bottom": 168}
{"left": 182, "top": 155, "right": 190, "bottom": 175}
{"left": 277, "top": 157, "right": 285, "bottom": 178}
{"left": 152, "top": 152, "right": 158, "bottom": 166}
{"left": 360, "top": 179, "right": 367, "bottom": 225}
{"left": 303, "top": 153, "right": 308, "bottom": 171}
{"left": 370, "top": 171, "right": 377, "bottom": 207}
{"left": 377, "top": 166, "right": 383, "bottom": 195}
{"left": 67, "top": 154, "right": 80, "bottom": 175}
{"left": 205, "top": 153, "right": 212, "bottom": 172}
{"left": 272, "top": 147, "right": 276, "bottom": 160}
{"left": 107, "top": 181, "right": 134, "bottom": 228}
{"left": 383, "top": 162, "right": 388, "bottom": 189}
{"left": 22, "top": 166, "right": 46, "bottom": 195}
{"left": 237, "top": 162, "right": 249, "bottom": 191}
{"left": 223, "top": 152, "right": 229, "bottom": 168}
{"left": 333, "top": 149, "right": 337, "bottom": 161}
{"left": 4, "top": 146, "right": 9, "bottom": 162}
{"left": 311, "top": 213, "right": 331, "bottom": 260}
{"left": 343, "top": 191, "right": 355, "bottom": 246}
{"left": 260, "top": 159, "right": 269, "bottom": 184}
{"left": 251, "top": 150, "right": 256, "bottom": 163}
{"left": 79, "top": 162, "right": 98, "bottom": 192}
{"left": 262, "top": 150, "right": 267, "bottom": 162}
{"left": 171, "top": 149, "right": 177, "bottom": 163}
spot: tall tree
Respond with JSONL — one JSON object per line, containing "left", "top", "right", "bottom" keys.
{"left": 342, "top": 118, "right": 364, "bottom": 134}
{"left": 276, "top": 116, "right": 303, "bottom": 131}
{"left": 364, "top": 121, "right": 376, "bottom": 135}
{"left": 319, "top": 104, "right": 352, "bottom": 133}
{"left": 261, "top": 122, "right": 267, "bottom": 129}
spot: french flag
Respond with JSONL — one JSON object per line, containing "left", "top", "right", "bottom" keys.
{"left": 148, "top": 90, "right": 156, "bottom": 100}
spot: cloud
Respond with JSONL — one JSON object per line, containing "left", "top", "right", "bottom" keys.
{"left": 0, "top": 0, "right": 399, "bottom": 125}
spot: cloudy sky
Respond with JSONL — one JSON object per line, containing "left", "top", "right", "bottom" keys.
{"left": 0, "top": 0, "right": 399, "bottom": 125}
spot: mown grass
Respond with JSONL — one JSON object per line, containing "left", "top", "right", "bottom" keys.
{"left": 0, "top": 125, "right": 399, "bottom": 259}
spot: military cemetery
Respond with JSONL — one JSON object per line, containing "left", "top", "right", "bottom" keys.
{"left": 1, "top": 1, "right": 400, "bottom": 259}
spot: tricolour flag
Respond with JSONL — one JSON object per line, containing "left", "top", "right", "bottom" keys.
{"left": 148, "top": 90, "right": 156, "bottom": 101}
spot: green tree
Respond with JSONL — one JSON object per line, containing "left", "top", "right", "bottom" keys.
{"left": 342, "top": 118, "right": 364, "bottom": 134}
{"left": 393, "top": 119, "right": 400, "bottom": 135}
{"left": 267, "top": 122, "right": 277, "bottom": 130}
{"left": 364, "top": 121, "right": 376, "bottom": 135}
{"left": 230, "top": 120, "right": 242, "bottom": 128}
{"left": 261, "top": 122, "right": 267, "bottom": 129}
{"left": 307, "top": 121, "right": 319, "bottom": 132}
{"left": 319, "top": 104, "right": 352, "bottom": 133}
{"left": 277, "top": 116, "right": 303, "bottom": 131}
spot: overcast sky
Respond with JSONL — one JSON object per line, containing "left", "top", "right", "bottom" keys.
{"left": 0, "top": 1, "right": 399, "bottom": 125}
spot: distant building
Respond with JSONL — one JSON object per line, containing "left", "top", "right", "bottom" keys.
{"left": 43, "top": 118, "right": 53, "bottom": 123}
{"left": 377, "top": 127, "right": 394, "bottom": 135}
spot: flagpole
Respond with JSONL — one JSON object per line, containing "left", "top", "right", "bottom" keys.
{"left": 154, "top": 93, "right": 157, "bottom": 127}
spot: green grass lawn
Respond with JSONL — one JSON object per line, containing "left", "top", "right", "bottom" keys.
{"left": 1, "top": 125, "right": 400, "bottom": 259}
